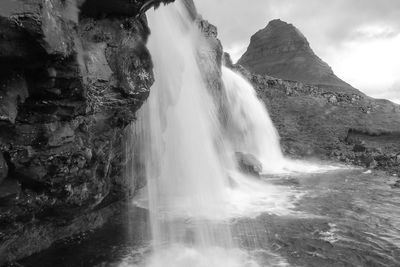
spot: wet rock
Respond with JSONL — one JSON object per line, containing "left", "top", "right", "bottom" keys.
{"left": 0, "top": 74, "right": 29, "bottom": 124}
{"left": 235, "top": 152, "right": 263, "bottom": 176}
{"left": 0, "top": 178, "right": 20, "bottom": 200}
{"left": 223, "top": 52, "right": 234, "bottom": 68}
{"left": 47, "top": 123, "right": 75, "bottom": 147}
{"left": 79, "top": 0, "right": 175, "bottom": 18}
{"left": 0, "top": 151, "right": 9, "bottom": 184}
{"left": 0, "top": 0, "right": 178, "bottom": 263}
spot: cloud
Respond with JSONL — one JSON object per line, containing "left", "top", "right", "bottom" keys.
{"left": 196, "top": 0, "right": 400, "bottom": 56}
{"left": 370, "top": 82, "right": 400, "bottom": 104}
{"left": 194, "top": 0, "right": 400, "bottom": 102}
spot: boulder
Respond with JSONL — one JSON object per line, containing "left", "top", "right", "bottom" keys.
{"left": 235, "top": 152, "right": 263, "bottom": 176}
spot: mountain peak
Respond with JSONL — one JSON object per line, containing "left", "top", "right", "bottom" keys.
{"left": 238, "top": 19, "right": 351, "bottom": 89}
{"left": 267, "top": 19, "right": 288, "bottom": 27}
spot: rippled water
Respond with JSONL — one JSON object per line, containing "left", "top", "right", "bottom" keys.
{"left": 20, "top": 168, "right": 400, "bottom": 267}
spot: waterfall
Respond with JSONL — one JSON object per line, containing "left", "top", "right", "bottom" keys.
{"left": 221, "top": 67, "right": 287, "bottom": 173}
{"left": 128, "top": 1, "right": 335, "bottom": 266}
{"left": 134, "top": 1, "right": 259, "bottom": 266}
{"left": 221, "top": 67, "right": 339, "bottom": 174}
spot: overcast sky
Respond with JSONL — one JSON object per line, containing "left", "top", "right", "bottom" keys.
{"left": 195, "top": 0, "right": 400, "bottom": 104}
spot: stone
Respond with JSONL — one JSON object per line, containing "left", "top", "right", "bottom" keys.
{"left": 235, "top": 152, "right": 263, "bottom": 176}
{"left": 353, "top": 141, "right": 367, "bottom": 152}
{"left": 328, "top": 95, "right": 338, "bottom": 104}
{"left": 0, "top": 152, "right": 9, "bottom": 184}
{"left": 0, "top": 178, "right": 20, "bottom": 200}
{"left": 0, "top": 74, "right": 29, "bottom": 124}
{"left": 396, "top": 154, "right": 400, "bottom": 163}
{"left": 223, "top": 52, "right": 234, "bottom": 68}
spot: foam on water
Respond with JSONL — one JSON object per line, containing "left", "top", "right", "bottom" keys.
{"left": 144, "top": 246, "right": 259, "bottom": 267}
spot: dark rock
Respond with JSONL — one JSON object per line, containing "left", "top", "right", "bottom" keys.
{"left": 353, "top": 141, "right": 367, "bottom": 152}
{"left": 235, "top": 152, "right": 263, "bottom": 176}
{"left": 0, "top": 152, "right": 8, "bottom": 184}
{"left": 363, "top": 156, "right": 377, "bottom": 169}
{"left": 392, "top": 180, "right": 400, "bottom": 189}
{"left": 0, "top": 0, "right": 179, "bottom": 264}
{"left": 0, "top": 178, "right": 20, "bottom": 200}
{"left": 0, "top": 74, "right": 29, "bottom": 124}
{"left": 223, "top": 52, "right": 234, "bottom": 68}
{"left": 396, "top": 154, "right": 400, "bottom": 164}
{"left": 80, "top": 0, "right": 175, "bottom": 18}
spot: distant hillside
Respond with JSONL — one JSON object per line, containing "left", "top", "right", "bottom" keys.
{"left": 238, "top": 19, "right": 354, "bottom": 92}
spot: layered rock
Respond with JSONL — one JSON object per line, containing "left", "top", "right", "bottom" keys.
{"left": 238, "top": 19, "right": 353, "bottom": 91}
{"left": 0, "top": 0, "right": 174, "bottom": 263}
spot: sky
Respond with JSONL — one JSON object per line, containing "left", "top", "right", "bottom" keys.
{"left": 195, "top": 0, "right": 400, "bottom": 104}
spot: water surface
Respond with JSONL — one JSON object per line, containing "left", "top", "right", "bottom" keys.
{"left": 20, "top": 168, "right": 400, "bottom": 267}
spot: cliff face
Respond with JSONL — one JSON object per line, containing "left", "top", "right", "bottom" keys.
{"left": 0, "top": 0, "right": 173, "bottom": 263}
{"left": 238, "top": 19, "right": 353, "bottom": 91}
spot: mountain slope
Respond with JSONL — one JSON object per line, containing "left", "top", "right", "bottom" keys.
{"left": 238, "top": 19, "right": 353, "bottom": 91}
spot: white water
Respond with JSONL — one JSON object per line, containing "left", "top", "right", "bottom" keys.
{"left": 125, "top": 1, "right": 337, "bottom": 267}
{"left": 221, "top": 67, "right": 339, "bottom": 174}
{"left": 221, "top": 67, "right": 286, "bottom": 173}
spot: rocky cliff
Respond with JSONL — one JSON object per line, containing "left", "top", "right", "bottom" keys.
{"left": 238, "top": 19, "right": 353, "bottom": 91}
{"left": 0, "top": 0, "right": 174, "bottom": 263}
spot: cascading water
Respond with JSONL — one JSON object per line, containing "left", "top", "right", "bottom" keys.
{"left": 221, "top": 67, "right": 286, "bottom": 173}
{"left": 221, "top": 67, "right": 339, "bottom": 174}
{"left": 134, "top": 1, "right": 260, "bottom": 266}
{"left": 128, "top": 1, "right": 337, "bottom": 266}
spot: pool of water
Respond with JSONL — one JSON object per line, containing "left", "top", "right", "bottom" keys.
{"left": 18, "top": 168, "right": 400, "bottom": 267}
